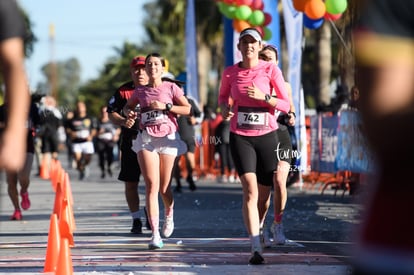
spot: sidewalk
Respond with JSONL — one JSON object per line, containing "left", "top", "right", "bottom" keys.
{"left": 0, "top": 161, "right": 360, "bottom": 274}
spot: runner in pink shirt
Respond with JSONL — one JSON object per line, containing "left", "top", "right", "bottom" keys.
{"left": 218, "top": 28, "right": 290, "bottom": 265}
{"left": 123, "top": 53, "right": 191, "bottom": 250}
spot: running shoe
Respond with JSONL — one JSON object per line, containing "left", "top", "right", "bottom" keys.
{"left": 187, "top": 176, "right": 197, "bottom": 191}
{"left": 271, "top": 222, "right": 286, "bottom": 245}
{"left": 260, "top": 227, "right": 272, "bottom": 248}
{"left": 130, "top": 218, "right": 143, "bottom": 234}
{"left": 10, "top": 210, "right": 22, "bottom": 220}
{"left": 162, "top": 215, "right": 174, "bottom": 238}
{"left": 249, "top": 251, "right": 264, "bottom": 265}
{"left": 20, "top": 192, "right": 31, "bottom": 210}
{"left": 148, "top": 235, "right": 164, "bottom": 250}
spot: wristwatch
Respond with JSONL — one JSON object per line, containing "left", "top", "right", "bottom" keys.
{"left": 264, "top": 94, "right": 271, "bottom": 103}
{"left": 288, "top": 111, "right": 296, "bottom": 118}
{"left": 165, "top": 103, "right": 173, "bottom": 111}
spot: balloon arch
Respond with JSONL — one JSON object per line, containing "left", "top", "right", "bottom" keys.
{"left": 216, "top": 0, "right": 348, "bottom": 36}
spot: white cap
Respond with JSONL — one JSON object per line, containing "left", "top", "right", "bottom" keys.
{"left": 239, "top": 28, "right": 262, "bottom": 42}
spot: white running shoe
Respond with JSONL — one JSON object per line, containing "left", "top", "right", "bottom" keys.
{"left": 271, "top": 222, "right": 286, "bottom": 245}
{"left": 148, "top": 235, "right": 164, "bottom": 250}
{"left": 162, "top": 215, "right": 174, "bottom": 238}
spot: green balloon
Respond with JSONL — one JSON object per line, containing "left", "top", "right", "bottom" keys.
{"left": 263, "top": 27, "right": 272, "bottom": 41}
{"left": 325, "top": 0, "right": 347, "bottom": 15}
{"left": 248, "top": 10, "right": 265, "bottom": 26}
{"left": 235, "top": 5, "right": 252, "bottom": 21}
{"left": 218, "top": 2, "right": 237, "bottom": 19}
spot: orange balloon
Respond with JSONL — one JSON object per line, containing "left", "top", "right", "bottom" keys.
{"left": 293, "top": 0, "right": 308, "bottom": 12}
{"left": 304, "top": 0, "right": 326, "bottom": 20}
{"left": 232, "top": 19, "right": 251, "bottom": 33}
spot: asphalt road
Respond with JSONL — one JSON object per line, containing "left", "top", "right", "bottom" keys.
{"left": 0, "top": 157, "right": 361, "bottom": 274}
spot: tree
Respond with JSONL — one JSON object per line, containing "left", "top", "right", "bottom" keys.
{"left": 39, "top": 58, "right": 81, "bottom": 108}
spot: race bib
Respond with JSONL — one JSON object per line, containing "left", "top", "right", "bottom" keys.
{"left": 76, "top": 129, "right": 90, "bottom": 139}
{"left": 236, "top": 106, "right": 269, "bottom": 130}
{"left": 141, "top": 109, "right": 169, "bottom": 126}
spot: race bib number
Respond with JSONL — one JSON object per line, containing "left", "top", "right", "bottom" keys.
{"left": 76, "top": 129, "right": 90, "bottom": 139}
{"left": 141, "top": 109, "right": 168, "bottom": 126}
{"left": 236, "top": 106, "right": 269, "bottom": 130}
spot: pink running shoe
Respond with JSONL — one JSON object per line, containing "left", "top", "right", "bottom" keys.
{"left": 10, "top": 210, "right": 22, "bottom": 220}
{"left": 20, "top": 192, "right": 31, "bottom": 210}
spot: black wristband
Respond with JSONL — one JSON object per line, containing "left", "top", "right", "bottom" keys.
{"left": 288, "top": 111, "right": 296, "bottom": 118}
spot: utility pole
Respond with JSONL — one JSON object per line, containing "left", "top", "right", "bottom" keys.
{"left": 49, "top": 23, "right": 57, "bottom": 101}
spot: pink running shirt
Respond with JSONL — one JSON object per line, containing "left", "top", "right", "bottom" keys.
{"left": 218, "top": 60, "right": 290, "bottom": 136}
{"left": 129, "top": 81, "right": 184, "bottom": 137}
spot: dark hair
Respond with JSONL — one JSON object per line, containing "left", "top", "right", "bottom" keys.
{"left": 259, "top": 44, "right": 279, "bottom": 61}
{"left": 145, "top": 52, "right": 165, "bottom": 67}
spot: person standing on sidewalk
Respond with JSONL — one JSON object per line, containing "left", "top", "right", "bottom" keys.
{"left": 107, "top": 56, "right": 150, "bottom": 234}
{"left": 218, "top": 28, "right": 290, "bottom": 264}
{"left": 123, "top": 53, "right": 191, "bottom": 250}
{"left": 0, "top": 99, "right": 40, "bottom": 220}
{"left": 0, "top": 0, "right": 30, "bottom": 172}
{"left": 257, "top": 44, "right": 296, "bottom": 247}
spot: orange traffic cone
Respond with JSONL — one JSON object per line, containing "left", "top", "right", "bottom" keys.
{"left": 39, "top": 157, "right": 50, "bottom": 180}
{"left": 53, "top": 180, "right": 63, "bottom": 218}
{"left": 63, "top": 172, "right": 74, "bottom": 207}
{"left": 59, "top": 198, "right": 74, "bottom": 247}
{"left": 56, "top": 238, "right": 73, "bottom": 275}
{"left": 44, "top": 214, "right": 60, "bottom": 273}
{"left": 62, "top": 175, "right": 76, "bottom": 232}
{"left": 50, "top": 159, "right": 62, "bottom": 191}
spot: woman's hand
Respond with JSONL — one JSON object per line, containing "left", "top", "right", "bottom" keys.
{"left": 221, "top": 104, "right": 234, "bottom": 119}
{"left": 246, "top": 83, "right": 266, "bottom": 101}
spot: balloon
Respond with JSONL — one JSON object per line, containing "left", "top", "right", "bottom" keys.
{"left": 235, "top": 5, "right": 252, "bottom": 20}
{"left": 218, "top": 2, "right": 237, "bottom": 19}
{"left": 233, "top": 19, "right": 252, "bottom": 32}
{"left": 325, "top": 0, "right": 348, "bottom": 15}
{"left": 263, "top": 26, "right": 272, "bottom": 41}
{"left": 324, "top": 12, "right": 342, "bottom": 21}
{"left": 304, "top": 0, "right": 326, "bottom": 20}
{"left": 235, "top": 0, "right": 253, "bottom": 6}
{"left": 263, "top": 12, "right": 272, "bottom": 26}
{"left": 303, "top": 14, "right": 324, "bottom": 29}
{"left": 293, "top": 0, "right": 308, "bottom": 12}
{"left": 248, "top": 10, "right": 265, "bottom": 26}
{"left": 251, "top": 0, "right": 264, "bottom": 10}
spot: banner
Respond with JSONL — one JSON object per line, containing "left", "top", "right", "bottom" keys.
{"left": 335, "top": 110, "right": 375, "bottom": 173}
{"left": 185, "top": 0, "right": 199, "bottom": 102}
{"left": 282, "top": 0, "right": 306, "bottom": 171}
{"left": 319, "top": 115, "right": 338, "bottom": 173}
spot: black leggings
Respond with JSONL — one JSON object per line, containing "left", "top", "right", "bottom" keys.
{"left": 216, "top": 143, "right": 234, "bottom": 175}
{"left": 230, "top": 130, "right": 280, "bottom": 185}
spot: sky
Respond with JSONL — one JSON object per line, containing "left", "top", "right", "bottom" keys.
{"left": 19, "top": 0, "right": 151, "bottom": 90}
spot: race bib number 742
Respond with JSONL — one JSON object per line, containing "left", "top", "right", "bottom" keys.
{"left": 236, "top": 106, "right": 269, "bottom": 130}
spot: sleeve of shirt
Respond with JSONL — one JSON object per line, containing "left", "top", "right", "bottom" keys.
{"left": 271, "top": 66, "right": 290, "bottom": 113}
{"left": 218, "top": 67, "right": 231, "bottom": 106}
{"left": 172, "top": 83, "right": 185, "bottom": 103}
{"left": 106, "top": 90, "right": 122, "bottom": 114}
